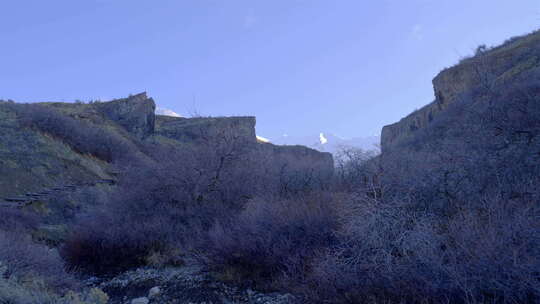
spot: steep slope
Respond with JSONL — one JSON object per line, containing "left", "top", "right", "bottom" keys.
{"left": 381, "top": 29, "right": 540, "bottom": 153}
{"left": 0, "top": 93, "right": 333, "bottom": 200}
{"left": 0, "top": 102, "right": 112, "bottom": 197}
{"left": 379, "top": 29, "right": 540, "bottom": 207}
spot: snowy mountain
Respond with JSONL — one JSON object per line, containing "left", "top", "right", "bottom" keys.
{"left": 155, "top": 107, "right": 182, "bottom": 117}
{"left": 270, "top": 133, "right": 380, "bottom": 154}
{"left": 153, "top": 105, "right": 377, "bottom": 154}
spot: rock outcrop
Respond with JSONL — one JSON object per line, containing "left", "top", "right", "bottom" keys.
{"left": 155, "top": 114, "right": 334, "bottom": 177}
{"left": 0, "top": 93, "right": 334, "bottom": 198}
{"left": 95, "top": 92, "right": 156, "bottom": 138}
{"left": 155, "top": 115, "right": 256, "bottom": 145}
{"left": 381, "top": 30, "right": 540, "bottom": 152}
{"left": 258, "top": 142, "right": 334, "bottom": 181}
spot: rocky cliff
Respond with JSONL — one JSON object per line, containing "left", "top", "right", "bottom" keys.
{"left": 95, "top": 92, "right": 156, "bottom": 138}
{"left": 381, "top": 30, "right": 540, "bottom": 152}
{"left": 154, "top": 114, "right": 334, "bottom": 180}
{"left": 0, "top": 94, "right": 333, "bottom": 199}
{"left": 155, "top": 115, "right": 256, "bottom": 145}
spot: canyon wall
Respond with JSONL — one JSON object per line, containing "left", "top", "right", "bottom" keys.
{"left": 381, "top": 30, "right": 540, "bottom": 152}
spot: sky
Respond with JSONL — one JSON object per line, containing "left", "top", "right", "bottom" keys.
{"left": 1, "top": 1, "right": 538, "bottom": 139}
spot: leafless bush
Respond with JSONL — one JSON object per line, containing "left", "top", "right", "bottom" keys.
{"left": 0, "top": 231, "right": 75, "bottom": 291}
{"left": 380, "top": 71, "right": 540, "bottom": 213}
{"left": 62, "top": 128, "right": 257, "bottom": 275}
{"left": 61, "top": 211, "right": 172, "bottom": 275}
{"left": 335, "top": 146, "right": 380, "bottom": 193}
{"left": 304, "top": 194, "right": 540, "bottom": 303}
{"left": 200, "top": 193, "right": 339, "bottom": 289}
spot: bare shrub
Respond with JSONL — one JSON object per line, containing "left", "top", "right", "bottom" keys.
{"left": 61, "top": 211, "right": 171, "bottom": 276}
{"left": 333, "top": 69, "right": 540, "bottom": 303}
{"left": 0, "top": 231, "right": 75, "bottom": 291}
{"left": 200, "top": 193, "right": 339, "bottom": 289}
{"left": 61, "top": 134, "right": 250, "bottom": 275}
{"left": 335, "top": 146, "right": 380, "bottom": 193}
{"left": 304, "top": 193, "right": 540, "bottom": 303}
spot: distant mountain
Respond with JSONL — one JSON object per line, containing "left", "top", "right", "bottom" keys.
{"left": 270, "top": 133, "right": 380, "bottom": 154}
{"left": 155, "top": 107, "right": 182, "bottom": 117}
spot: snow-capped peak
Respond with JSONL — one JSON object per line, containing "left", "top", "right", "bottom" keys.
{"left": 256, "top": 135, "right": 271, "bottom": 143}
{"left": 155, "top": 107, "right": 182, "bottom": 117}
{"left": 272, "top": 132, "right": 380, "bottom": 154}
{"left": 319, "top": 133, "right": 328, "bottom": 145}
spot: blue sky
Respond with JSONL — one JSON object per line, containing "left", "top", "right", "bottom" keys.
{"left": 1, "top": 1, "right": 538, "bottom": 138}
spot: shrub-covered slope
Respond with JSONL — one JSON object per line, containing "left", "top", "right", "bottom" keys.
{"left": 0, "top": 93, "right": 333, "bottom": 201}
{"left": 382, "top": 29, "right": 540, "bottom": 152}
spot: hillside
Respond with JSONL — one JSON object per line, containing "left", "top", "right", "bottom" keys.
{"left": 0, "top": 102, "right": 113, "bottom": 198}
{"left": 0, "top": 93, "right": 333, "bottom": 203}
{"left": 381, "top": 29, "right": 540, "bottom": 152}
{"left": 377, "top": 30, "right": 540, "bottom": 211}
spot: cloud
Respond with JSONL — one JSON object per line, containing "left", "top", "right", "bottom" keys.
{"left": 411, "top": 24, "right": 424, "bottom": 40}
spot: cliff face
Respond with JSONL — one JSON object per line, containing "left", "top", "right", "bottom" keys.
{"left": 0, "top": 93, "right": 333, "bottom": 198}
{"left": 95, "top": 92, "right": 156, "bottom": 138}
{"left": 155, "top": 114, "right": 334, "bottom": 177}
{"left": 258, "top": 143, "right": 334, "bottom": 181}
{"left": 381, "top": 30, "right": 540, "bottom": 152}
{"left": 155, "top": 115, "right": 257, "bottom": 145}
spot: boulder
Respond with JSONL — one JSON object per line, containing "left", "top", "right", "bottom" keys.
{"left": 148, "top": 286, "right": 161, "bottom": 298}
{"left": 131, "top": 297, "right": 149, "bottom": 304}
